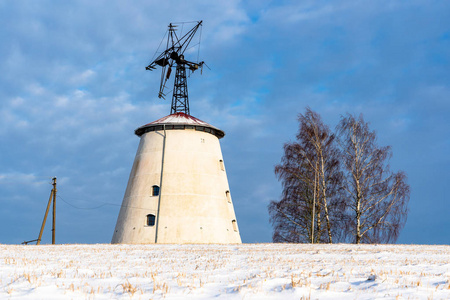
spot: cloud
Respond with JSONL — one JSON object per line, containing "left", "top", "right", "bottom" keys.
{"left": 0, "top": 0, "right": 449, "bottom": 244}
{"left": 0, "top": 172, "right": 51, "bottom": 186}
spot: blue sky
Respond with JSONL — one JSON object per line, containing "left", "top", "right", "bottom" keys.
{"left": 1, "top": 0, "right": 449, "bottom": 245}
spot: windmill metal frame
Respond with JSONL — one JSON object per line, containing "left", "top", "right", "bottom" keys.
{"left": 146, "top": 21, "right": 204, "bottom": 115}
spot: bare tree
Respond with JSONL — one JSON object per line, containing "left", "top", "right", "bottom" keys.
{"left": 269, "top": 108, "right": 343, "bottom": 243}
{"left": 336, "top": 114, "right": 410, "bottom": 244}
{"left": 269, "top": 142, "right": 317, "bottom": 243}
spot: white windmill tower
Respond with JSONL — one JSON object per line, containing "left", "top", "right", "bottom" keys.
{"left": 111, "top": 21, "right": 241, "bottom": 244}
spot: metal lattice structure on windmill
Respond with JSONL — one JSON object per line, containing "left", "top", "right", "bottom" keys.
{"left": 146, "top": 21, "right": 205, "bottom": 115}
{"left": 111, "top": 21, "right": 241, "bottom": 245}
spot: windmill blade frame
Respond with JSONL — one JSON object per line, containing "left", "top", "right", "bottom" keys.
{"left": 146, "top": 21, "right": 205, "bottom": 115}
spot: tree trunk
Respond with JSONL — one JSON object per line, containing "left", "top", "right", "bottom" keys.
{"left": 320, "top": 155, "right": 333, "bottom": 244}
{"left": 316, "top": 205, "right": 322, "bottom": 243}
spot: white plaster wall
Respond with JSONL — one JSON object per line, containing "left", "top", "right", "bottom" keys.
{"left": 111, "top": 127, "right": 241, "bottom": 244}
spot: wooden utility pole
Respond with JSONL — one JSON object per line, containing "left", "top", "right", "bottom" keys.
{"left": 37, "top": 177, "right": 57, "bottom": 245}
{"left": 52, "top": 177, "right": 56, "bottom": 244}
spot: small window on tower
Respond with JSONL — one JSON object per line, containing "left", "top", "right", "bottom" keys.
{"left": 152, "top": 185, "right": 160, "bottom": 196}
{"left": 219, "top": 159, "right": 225, "bottom": 171}
{"left": 232, "top": 220, "right": 238, "bottom": 232}
{"left": 146, "top": 214, "right": 156, "bottom": 226}
{"left": 226, "top": 190, "right": 231, "bottom": 203}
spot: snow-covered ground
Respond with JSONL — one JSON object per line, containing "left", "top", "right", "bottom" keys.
{"left": 1, "top": 244, "right": 449, "bottom": 299}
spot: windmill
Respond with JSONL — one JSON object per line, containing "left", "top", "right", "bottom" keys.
{"left": 146, "top": 21, "right": 205, "bottom": 115}
{"left": 111, "top": 21, "right": 241, "bottom": 244}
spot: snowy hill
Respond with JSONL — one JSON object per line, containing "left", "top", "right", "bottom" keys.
{"left": 1, "top": 244, "right": 449, "bottom": 299}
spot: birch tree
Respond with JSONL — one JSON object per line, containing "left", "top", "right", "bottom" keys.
{"left": 336, "top": 114, "right": 410, "bottom": 244}
{"left": 269, "top": 108, "right": 343, "bottom": 243}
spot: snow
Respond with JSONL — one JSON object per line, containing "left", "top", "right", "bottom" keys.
{"left": 1, "top": 244, "right": 449, "bottom": 299}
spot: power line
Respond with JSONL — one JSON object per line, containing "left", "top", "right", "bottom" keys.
{"left": 57, "top": 195, "right": 154, "bottom": 212}
{"left": 58, "top": 195, "right": 110, "bottom": 210}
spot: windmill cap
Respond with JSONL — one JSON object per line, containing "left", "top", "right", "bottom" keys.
{"left": 135, "top": 112, "right": 225, "bottom": 139}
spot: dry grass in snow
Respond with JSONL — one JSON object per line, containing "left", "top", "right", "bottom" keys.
{"left": 1, "top": 243, "right": 449, "bottom": 299}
